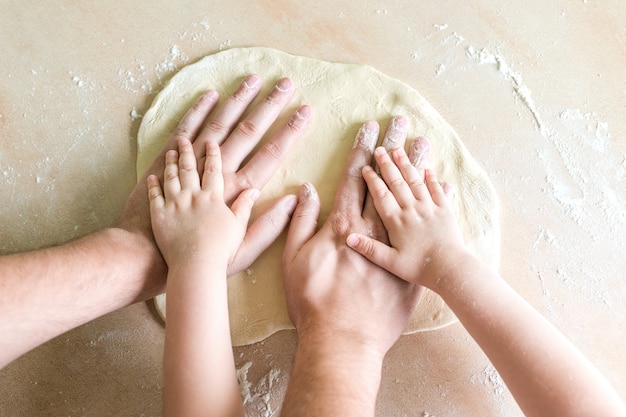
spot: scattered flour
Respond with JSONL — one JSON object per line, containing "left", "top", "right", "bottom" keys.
{"left": 469, "top": 364, "right": 506, "bottom": 396}
{"left": 465, "top": 46, "right": 545, "bottom": 134}
{"left": 237, "top": 362, "right": 282, "bottom": 417}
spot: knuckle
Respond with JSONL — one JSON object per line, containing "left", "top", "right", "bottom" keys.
{"left": 164, "top": 168, "right": 178, "bottom": 181}
{"left": 286, "top": 109, "right": 308, "bottom": 132}
{"left": 409, "top": 179, "right": 425, "bottom": 188}
{"left": 330, "top": 215, "right": 352, "bottom": 236}
{"left": 373, "top": 187, "right": 390, "bottom": 201}
{"left": 205, "top": 119, "right": 228, "bottom": 136}
{"left": 389, "top": 177, "right": 406, "bottom": 188}
{"left": 173, "top": 124, "right": 194, "bottom": 140}
{"left": 259, "top": 141, "right": 284, "bottom": 163}
{"left": 235, "top": 119, "right": 259, "bottom": 139}
{"left": 263, "top": 91, "right": 280, "bottom": 107}
{"left": 361, "top": 239, "right": 376, "bottom": 257}
{"left": 236, "top": 175, "right": 254, "bottom": 192}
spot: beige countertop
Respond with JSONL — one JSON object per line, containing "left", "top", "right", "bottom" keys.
{"left": 1, "top": 1, "right": 624, "bottom": 415}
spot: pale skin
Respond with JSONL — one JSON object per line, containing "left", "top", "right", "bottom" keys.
{"left": 344, "top": 144, "right": 626, "bottom": 417}
{"left": 148, "top": 139, "right": 253, "bottom": 417}
{"left": 0, "top": 74, "right": 311, "bottom": 369}
{"left": 280, "top": 118, "right": 430, "bottom": 416}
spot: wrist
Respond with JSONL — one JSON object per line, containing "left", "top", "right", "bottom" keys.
{"left": 426, "top": 248, "right": 481, "bottom": 295}
{"left": 296, "top": 327, "right": 385, "bottom": 388}
{"left": 101, "top": 227, "right": 167, "bottom": 300}
{"left": 285, "top": 329, "right": 384, "bottom": 416}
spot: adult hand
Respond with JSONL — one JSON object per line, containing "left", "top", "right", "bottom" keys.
{"left": 280, "top": 117, "right": 431, "bottom": 416}
{"left": 118, "top": 75, "right": 311, "bottom": 280}
{"left": 282, "top": 116, "right": 426, "bottom": 358}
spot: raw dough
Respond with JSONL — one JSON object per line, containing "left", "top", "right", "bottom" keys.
{"left": 138, "top": 47, "right": 500, "bottom": 346}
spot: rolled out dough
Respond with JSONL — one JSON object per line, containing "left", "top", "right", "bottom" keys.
{"left": 138, "top": 47, "right": 500, "bottom": 346}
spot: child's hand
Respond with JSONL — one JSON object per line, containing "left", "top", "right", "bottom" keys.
{"left": 147, "top": 138, "right": 259, "bottom": 269}
{"left": 346, "top": 146, "right": 468, "bottom": 289}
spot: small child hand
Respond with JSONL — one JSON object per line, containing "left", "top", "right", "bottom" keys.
{"left": 346, "top": 145, "right": 467, "bottom": 289}
{"left": 147, "top": 138, "right": 259, "bottom": 268}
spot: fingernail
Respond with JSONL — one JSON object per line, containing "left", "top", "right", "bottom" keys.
{"left": 295, "top": 105, "right": 311, "bottom": 119}
{"left": 383, "top": 116, "right": 408, "bottom": 149}
{"left": 391, "top": 116, "right": 408, "bottom": 131}
{"left": 275, "top": 78, "right": 293, "bottom": 92}
{"left": 353, "top": 121, "right": 378, "bottom": 150}
{"left": 346, "top": 233, "right": 359, "bottom": 247}
{"left": 249, "top": 188, "right": 261, "bottom": 201}
{"left": 244, "top": 74, "right": 260, "bottom": 89}
{"left": 284, "top": 195, "right": 298, "bottom": 213}
{"left": 288, "top": 105, "right": 312, "bottom": 129}
{"left": 411, "top": 137, "right": 430, "bottom": 154}
{"left": 202, "top": 89, "right": 218, "bottom": 101}
{"left": 302, "top": 182, "right": 319, "bottom": 203}
{"left": 410, "top": 137, "right": 430, "bottom": 167}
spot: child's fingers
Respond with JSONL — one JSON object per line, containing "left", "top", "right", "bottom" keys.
{"left": 346, "top": 233, "right": 396, "bottom": 275}
{"left": 201, "top": 142, "right": 224, "bottom": 196}
{"left": 177, "top": 138, "right": 200, "bottom": 190}
{"left": 362, "top": 164, "right": 401, "bottom": 220}
{"left": 392, "top": 147, "right": 430, "bottom": 202}
{"left": 163, "top": 149, "right": 181, "bottom": 199}
{"left": 147, "top": 174, "right": 165, "bottom": 212}
{"left": 373, "top": 147, "right": 416, "bottom": 208}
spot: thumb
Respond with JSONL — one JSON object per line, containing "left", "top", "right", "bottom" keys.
{"left": 346, "top": 232, "right": 395, "bottom": 272}
{"left": 231, "top": 188, "right": 260, "bottom": 226}
{"left": 227, "top": 194, "right": 296, "bottom": 277}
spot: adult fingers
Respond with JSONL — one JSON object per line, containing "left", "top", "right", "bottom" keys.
{"left": 425, "top": 169, "right": 448, "bottom": 206}
{"left": 235, "top": 105, "right": 311, "bottom": 194}
{"left": 283, "top": 183, "right": 321, "bottom": 264}
{"left": 220, "top": 77, "right": 296, "bottom": 173}
{"left": 363, "top": 116, "right": 408, "bottom": 220}
{"left": 332, "top": 121, "right": 379, "bottom": 218}
{"left": 408, "top": 137, "right": 431, "bottom": 176}
{"left": 379, "top": 116, "right": 409, "bottom": 153}
{"left": 171, "top": 89, "right": 220, "bottom": 146}
{"left": 441, "top": 182, "right": 455, "bottom": 201}
{"left": 227, "top": 194, "right": 298, "bottom": 276}
{"left": 405, "top": 137, "right": 432, "bottom": 200}
{"left": 193, "top": 75, "right": 262, "bottom": 153}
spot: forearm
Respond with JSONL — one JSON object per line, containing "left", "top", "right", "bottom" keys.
{"left": 0, "top": 227, "right": 165, "bottom": 368}
{"left": 281, "top": 330, "right": 384, "bottom": 417}
{"left": 434, "top": 253, "right": 626, "bottom": 417}
{"left": 163, "top": 263, "right": 243, "bottom": 417}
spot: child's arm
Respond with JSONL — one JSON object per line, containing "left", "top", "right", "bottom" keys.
{"left": 347, "top": 145, "right": 626, "bottom": 417}
{"left": 148, "top": 139, "right": 259, "bottom": 417}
